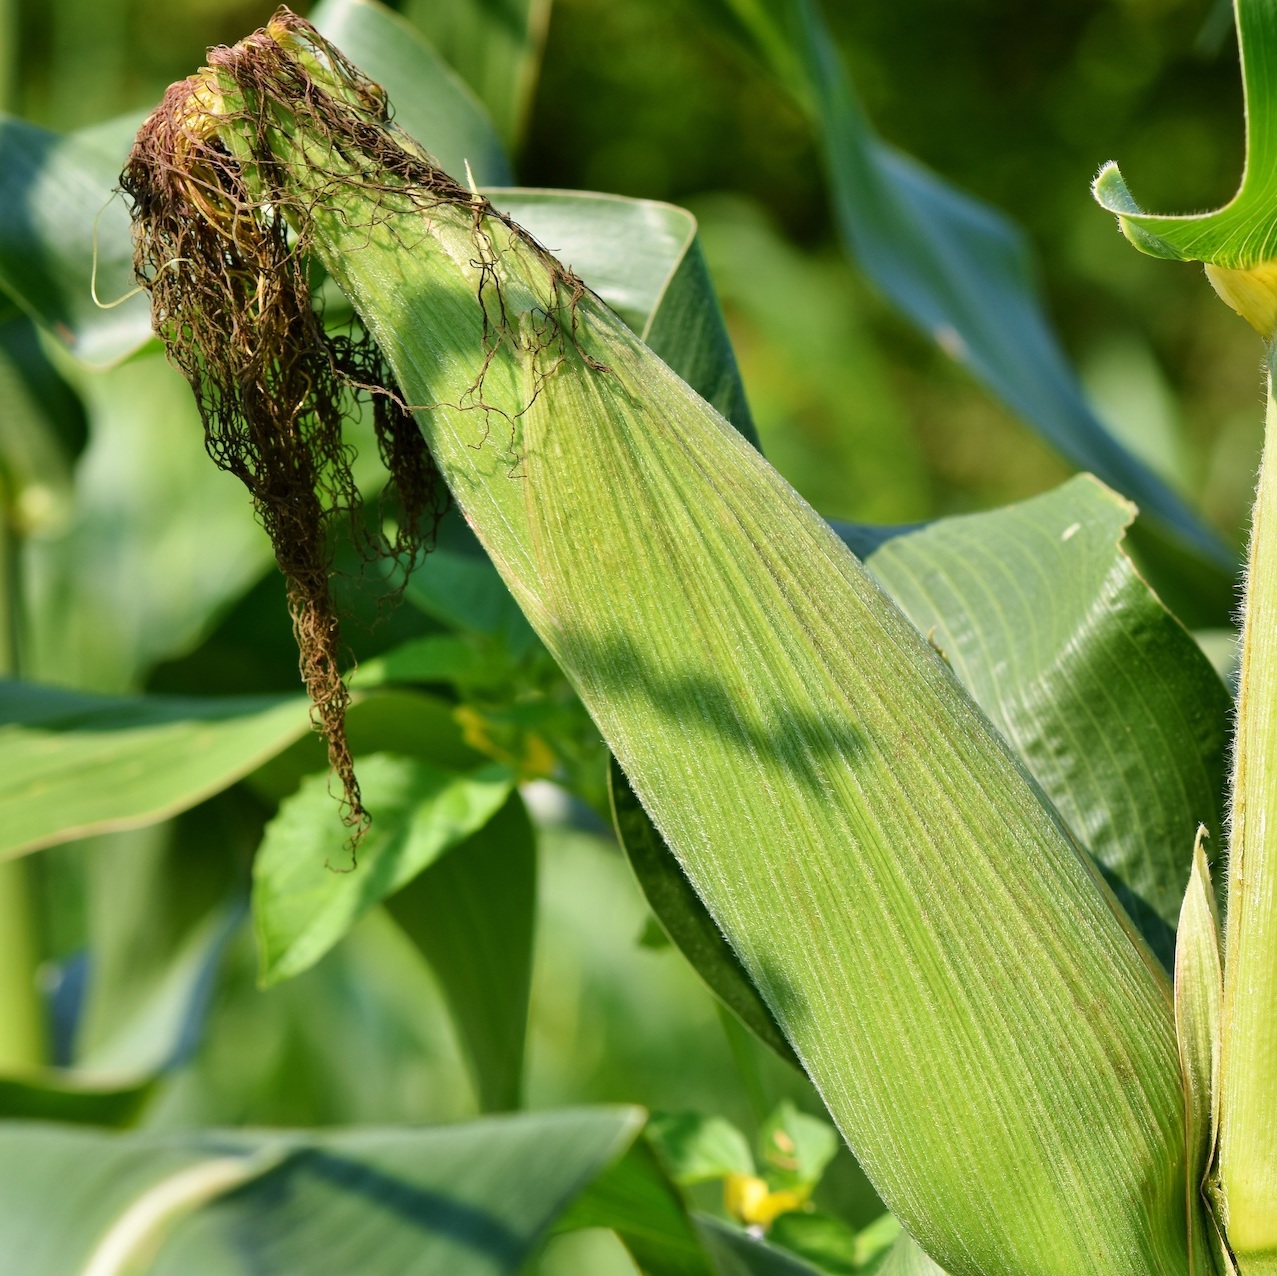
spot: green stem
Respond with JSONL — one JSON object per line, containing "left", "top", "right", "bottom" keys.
{"left": 1218, "top": 359, "right": 1277, "bottom": 1273}
{"left": 0, "top": 857, "right": 44, "bottom": 1071}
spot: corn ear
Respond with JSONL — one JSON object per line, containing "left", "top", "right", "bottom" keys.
{"left": 126, "top": 15, "right": 1192, "bottom": 1275}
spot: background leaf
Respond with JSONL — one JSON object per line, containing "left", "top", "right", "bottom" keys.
{"left": 707, "top": 0, "right": 1232, "bottom": 580}
{"left": 398, "top": 0, "right": 552, "bottom": 150}
{"left": 386, "top": 793, "right": 537, "bottom": 1112}
{"left": 0, "top": 682, "right": 310, "bottom": 859}
{"left": 311, "top": 0, "right": 512, "bottom": 186}
{"left": 253, "top": 753, "right": 514, "bottom": 986}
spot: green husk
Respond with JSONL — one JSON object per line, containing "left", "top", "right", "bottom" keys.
{"left": 123, "top": 13, "right": 1191, "bottom": 1275}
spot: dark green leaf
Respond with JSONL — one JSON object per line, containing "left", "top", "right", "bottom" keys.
{"left": 387, "top": 793, "right": 536, "bottom": 1112}
{"left": 0, "top": 115, "right": 151, "bottom": 365}
{"left": 558, "top": 1138, "right": 713, "bottom": 1276}
{"left": 768, "top": 1211, "right": 859, "bottom": 1275}
{"left": 696, "top": 1215, "right": 825, "bottom": 1276}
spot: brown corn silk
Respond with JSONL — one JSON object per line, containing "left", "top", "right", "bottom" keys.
{"left": 120, "top": 25, "right": 452, "bottom": 837}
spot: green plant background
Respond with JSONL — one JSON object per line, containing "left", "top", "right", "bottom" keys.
{"left": 0, "top": 0, "right": 1260, "bottom": 1272}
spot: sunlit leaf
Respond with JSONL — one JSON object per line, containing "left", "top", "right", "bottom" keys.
{"left": 253, "top": 752, "right": 513, "bottom": 985}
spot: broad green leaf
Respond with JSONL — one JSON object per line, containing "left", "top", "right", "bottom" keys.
{"left": 557, "top": 1139, "right": 713, "bottom": 1276}
{"left": 710, "top": 0, "right": 1230, "bottom": 572}
{"left": 253, "top": 752, "right": 514, "bottom": 985}
{"left": 491, "top": 190, "right": 758, "bottom": 443}
{"left": 0, "top": 1072, "right": 151, "bottom": 1125}
{"left": 856, "top": 475, "right": 1231, "bottom": 965}
{"left": 0, "top": 115, "right": 151, "bottom": 366}
{"left": 0, "top": 1123, "right": 280, "bottom": 1276}
{"left": 870, "top": 1232, "right": 950, "bottom": 1276}
{"left": 151, "top": 1110, "right": 643, "bottom": 1276}
{"left": 646, "top": 1112, "right": 756, "bottom": 1185}
{"left": 758, "top": 1101, "right": 837, "bottom": 1193}
{"left": 21, "top": 346, "right": 275, "bottom": 690}
{"left": 1176, "top": 832, "right": 1224, "bottom": 1276}
{"left": 399, "top": 0, "right": 551, "bottom": 149}
{"left": 1218, "top": 369, "right": 1277, "bottom": 1272}
{"left": 385, "top": 793, "right": 536, "bottom": 1111}
{"left": 0, "top": 1108, "right": 641, "bottom": 1276}
{"left": 768, "top": 1212, "right": 859, "bottom": 1275}
{"left": 610, "top": 759, "right": 798, "bottom": 1068}
{"left": 154, "top": 27, "right": 1192, "bottom": 1274}
{"left": 0, "top": 682, "right": 311, "bottom": 859}
{"left": 696, "top": 1216, "right": 825, "bottom": 1276}
{"left": 311, "top": 0, "right": 511, "bottom": 186}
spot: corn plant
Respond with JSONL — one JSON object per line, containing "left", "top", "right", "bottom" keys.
{"left": 0, "top": 1, "right": 1270, "bottom": 1274}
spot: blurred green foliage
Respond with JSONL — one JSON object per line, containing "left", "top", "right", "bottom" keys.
{"left": 0, "top": 0, "right": 1258, "bottom": 1270}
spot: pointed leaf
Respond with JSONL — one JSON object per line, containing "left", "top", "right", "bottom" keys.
{"left": 712, "top": 0, "right": 1230, "bottom": 571}
{"left": 646, "top": 1112, "right": 756, "bottom": 1185}
{"left": 0, "top": 682, "right": 311, "bottom": 859}
{"left": 1176, "top": 831, "right": 1224, "bottom": 1276}
{"left": 385, "top": 793, "right": 536, "bottom": 1111}
{"left": 253, "top": 753, "right": 513, "bottom": 985}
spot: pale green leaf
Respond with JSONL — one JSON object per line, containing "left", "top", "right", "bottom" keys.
{"left": 870, "top": 1232, "right": 950, "bottom": 1276}
{"left": 1094, "top": 1, "right": 1277, "bottom": 269}
{"left": 311, "top": 0, "right": 511, "bottom": 185}
{"left": 758, "top": 1101, "right": 837, "bottom": 1192}
{"left": 385, "top": 793, "right": 536, "bottom": 1111}
{"left": 711, "top": 0, "right": 1230, "bottom": 571}
{"left": 1176, "top": 831, "right": 1224, "bottom": 1276}
{"left": 0, "top": 1109, "right": 642, "bottom": 1276}
{"left": 253, "top": 752, "right": 513, "bottom": 985}
{"left": 646, "top": 1112, "right": 756, "bottom": 1184}
{"left": 0, "top": 682, "right": 311, "bottom": 859}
